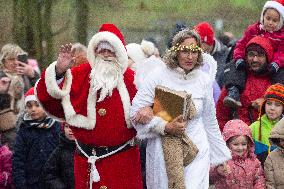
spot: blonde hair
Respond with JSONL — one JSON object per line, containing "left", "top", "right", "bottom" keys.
{"left": 0, "top": 44, "right": 27, "bottom": 65}
{"left": 163, "top": 29, "right": 203, "bottom": 70}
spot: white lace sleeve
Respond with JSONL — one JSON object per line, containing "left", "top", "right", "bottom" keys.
{"left": 130, "top": 71, "right": 167, "bottom": 139}
{"left": 202, "top": 80, "right": 232, "bottom": 165}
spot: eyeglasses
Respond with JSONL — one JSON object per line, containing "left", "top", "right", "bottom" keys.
{"left": 247, "top": 51, "right": 266, "bottom": 59}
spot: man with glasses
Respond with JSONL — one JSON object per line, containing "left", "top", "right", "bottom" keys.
{"left": 216, "top": 36, "right": 284, "bottom": 131}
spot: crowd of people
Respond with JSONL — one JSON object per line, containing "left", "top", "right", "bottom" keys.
{"left": 1, "top": 0, "right": 284, "bottom": 188}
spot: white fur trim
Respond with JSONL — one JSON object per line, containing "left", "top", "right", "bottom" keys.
{"left": 61, "top": 86, "right": 97, "bottom": 130}
{"left": 126, "top": 43, "right": 146, "bottom": 63}
{"left": 45, "top": 61, "right": 72, "bottom": 99}
{"left": 149, "top": 116, "right": 167, "bottom": 135}
{"left": 34, "top": 79, "right": 64, "bottom": 121}
{"left": 24, "top": 95, "right": 36, "bottom": 104}
{"left": 202, "top": 53, "right": 217, "bottom": 81}
{"left": 117, "top": 79, "right": 132, "bottom": 128}
{"left": 87, "top": 31, "right": 128, "bottom": 73}
{"left": 260, "top": 1, "right": 284, "bottom": 31}
{"left": 141, "top": 40, "right": 155, "bottom": 57}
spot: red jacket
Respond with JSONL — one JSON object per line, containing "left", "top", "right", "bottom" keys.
{"left": 234, "top": 22, "right": 284, "bottom": 67}
{"left": 36, "top": 63, "right": 143, "bottom": 189}
{"left": 216, "top": 72, "right": 271, "bottom": 131}
{"left": 0, "top": 145, "right": 13, "bottom": 189}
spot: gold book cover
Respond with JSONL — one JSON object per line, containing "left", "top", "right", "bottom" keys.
{"left": 153, "top": 85, "right": 195, "bottom": 122}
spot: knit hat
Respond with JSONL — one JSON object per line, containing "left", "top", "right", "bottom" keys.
{"left": 25, "top": 87, "right": 37, "bottom": 105}
{"left": 126, "top": 40, "right": 155, "bottom": 63}
{"left": 246, "top": 36, "right": 274, "bottom": 63}
{"left": 260, "top": 0, "right": 284, "bottom": 31}
{"left": 87, "top": 23, "right": 128, "bottom": 73}
{"left": 259, "top": 83, "right": 284, "bottom": 116}
{"left": 194, "top": 22, "right": 215, "bottom": 46}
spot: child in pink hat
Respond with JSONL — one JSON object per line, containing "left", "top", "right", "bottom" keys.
{"left": 210, "top": 119, "right": 266, "bottom": 188}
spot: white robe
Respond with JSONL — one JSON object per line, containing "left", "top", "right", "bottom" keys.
{"left": 130, "top": 65, "right": 231, "bottom": 189}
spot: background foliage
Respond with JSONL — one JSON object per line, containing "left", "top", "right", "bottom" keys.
{"left": 0, "top": 0, "right": 266, "bottom": 69}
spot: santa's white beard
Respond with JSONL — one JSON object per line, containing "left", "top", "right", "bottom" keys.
{"left": 90, "top": 55, "right": 122, "bottom": 102}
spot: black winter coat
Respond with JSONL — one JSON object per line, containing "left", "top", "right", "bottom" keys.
{"left": 213, "top": 40, "right": 230, "bottom": 88}
{"left": 12, "top": 115, "right": 60, "bottom": 189}
{"left": 42, "top": 132, "right": 75, "bottom": 189}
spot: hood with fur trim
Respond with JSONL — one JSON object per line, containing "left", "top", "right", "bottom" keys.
{"left": 270, "top": 117, "right": 284, "bottom": 149}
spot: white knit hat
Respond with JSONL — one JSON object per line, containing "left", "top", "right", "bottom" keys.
{"left": 260, "top": 0, "right": 284, "bottom": 31}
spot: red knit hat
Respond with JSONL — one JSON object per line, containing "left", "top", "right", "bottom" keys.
{"left": 246, "top": 36, "right": 274, "bottom": 63}
{"left": 98, "top": 23, "right": 126, "bottom": 47}
{"left": 24, "top": 87, "right": 37, "bottom": 105}
{"left": 194, "top": 22, "right": 215, "bottom": 46}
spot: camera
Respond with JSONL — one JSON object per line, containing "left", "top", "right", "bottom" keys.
{"left": 17, "top": 54, "right": 28, "bottom": 64}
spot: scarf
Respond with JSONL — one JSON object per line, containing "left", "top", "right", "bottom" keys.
{"left": 23, "top": 113, "right": 56, "bottom": 129}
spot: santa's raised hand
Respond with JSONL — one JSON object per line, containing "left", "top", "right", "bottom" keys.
{"left": 55, "top": 43, "right": 75, "bottom": 76}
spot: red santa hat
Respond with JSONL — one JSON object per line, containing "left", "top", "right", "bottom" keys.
{"left": 194, "top": 22, "right": 215, "bottom": 46}
{"left": 25, "top": 87, "right": 37, "bottom": 105}
{"left": 87, "top": 23, "right": 128, "bottom": 73}
{"left": 260, "top": 0, "right": 284, "bottom": 31}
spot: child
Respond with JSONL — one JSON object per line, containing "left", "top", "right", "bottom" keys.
{"left": 250, "top": 83, "right": 284, "bottom": 166}
{"left": 42, "top": 123, "right": 76, "bottom": 189}
{"left": 223, "top": 0, "right": 284, "bottom": 108}
{"left": 210, "top": 119, "right": 266, "bottom": 188}
{"left": 12, "top": 87, "right": 60, "bottom": 189}
{"left": 264, "top": 117, "right": 284, "bottom": 188}
{"left": 0, "top": 134, "right": 14, "bottom": 189}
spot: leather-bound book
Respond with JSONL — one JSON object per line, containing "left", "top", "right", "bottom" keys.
{"left": 153, "top": 85, "right": 196, "bottom": 122}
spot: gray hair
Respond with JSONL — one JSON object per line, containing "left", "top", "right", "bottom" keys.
{"left": 71, "top": 43, "right": 87, "bottom": 54}
{"left": 163, "top": 29, "right": 203, "bottom": 70}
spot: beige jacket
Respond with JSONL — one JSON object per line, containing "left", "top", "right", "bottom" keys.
{"left": 264, "top": 118, "right": 284, "bottom": 189}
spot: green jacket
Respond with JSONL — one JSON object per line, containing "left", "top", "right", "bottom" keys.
{"left": 250, "top": 114, "right": 279, "bottom": 165}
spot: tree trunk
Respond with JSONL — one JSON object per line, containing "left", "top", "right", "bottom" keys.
{"left": 75, "top": 0, "right": 88, "bottom": 45}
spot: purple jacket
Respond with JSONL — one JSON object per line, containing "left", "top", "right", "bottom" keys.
{"left": 0, "top": 145, "right": 13, "bottom": 189}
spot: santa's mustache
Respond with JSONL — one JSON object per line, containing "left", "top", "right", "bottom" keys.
{"left": 90, "top": 56, "right": 122, "bottom": 102}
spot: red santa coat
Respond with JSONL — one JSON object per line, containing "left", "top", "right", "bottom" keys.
{"left": 35, "top": 25, "right": 143, "bottom": 189}
{"left": 36, "top": 63, "right": 142, "bottom": 189}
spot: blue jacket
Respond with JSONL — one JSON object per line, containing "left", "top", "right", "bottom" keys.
{"left": 12, "top": 114, "right": 60, "bottom": 189}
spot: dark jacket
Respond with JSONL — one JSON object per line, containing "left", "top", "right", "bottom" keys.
{"left": 12, "top": 114, "right": 60, "bottom": 189}
{"left": 43, "top": 132, "right": 75, "bottom": 189}
{"left": 212, "top": 39, "right": 230, "bottom": 88}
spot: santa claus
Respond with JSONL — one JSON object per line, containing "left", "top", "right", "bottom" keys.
{"left": 35, "top": 24, "right": 143, "bottom": 189}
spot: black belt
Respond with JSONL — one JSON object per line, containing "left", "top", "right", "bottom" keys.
{"left": 76, "top": 140, "right": 133, "bottom": 157}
